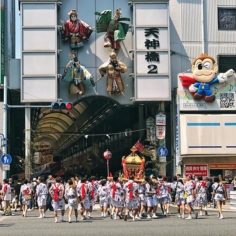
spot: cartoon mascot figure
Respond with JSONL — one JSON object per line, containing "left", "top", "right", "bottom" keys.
{"left": 181, "top": 53, "right": 234, "bottom": 102}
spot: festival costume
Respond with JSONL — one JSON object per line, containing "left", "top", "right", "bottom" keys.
{"left": 184, "top": 180, "right": 196, "bottom": 205}
{"left": 3, "top": 183, "right": 11, "bottom": 215}
{"left": 36, "top": 183, "right": 48, "bottom": 208}
{"left": 111, "top": 182, "right": 123, "bottom": 208}
{"left": 51, "top": 183, "right": 65, "bottom": 212}
{"left": 77, "top": 182, "right": 90, "bottom": 210}
{"left": 61, "top": 18, "right": 93, "bottom": 48}
{"left": 99, "top": 59, "right": 128, "bottom": 94}
{"left": 138, "top": 184, "right": 146, "bottom": 206}
{"left": 123, "top": 180, "right": 139, "bottom": 210}
{"left": 98, "top": 185, "right": 109, "bottom": 208}
{"left": 20, "top": 184, "right": 32, "bottom": 205}
{"left": 172, "top": 181, "right": 185, "bottom": 205}
{"left": 145, "top": 183, "right": 155, "bottom": 207}
{"left": 196, "top": 181, "right": 208, "bottom": 207}
{"left": 212, "top": 183, "right": 225, "bottom": 201}
{"left": 65, "top": 187, "right": 78, "bottom": 210}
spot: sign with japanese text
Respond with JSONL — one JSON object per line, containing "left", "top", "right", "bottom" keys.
{"left": 156, "top": 126, "right": 165, "bottom": 139}
{"left": 210, "top": 164, "right": 236, "bottom": 169}
{"left": 133, "top": 1, "right": 171, "bottom": 101}
{"left": 156, "top": 112, "right": 166, "bottom": 125}
{"left": 185, "top": 164, "right": 208, "bottom": 177}
{"left": 178, "top": 71, "right": 236, "bottom": 111}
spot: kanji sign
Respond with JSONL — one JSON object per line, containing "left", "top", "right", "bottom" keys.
{"left": 185, "top": 164, "right": 208, "bottom": 177}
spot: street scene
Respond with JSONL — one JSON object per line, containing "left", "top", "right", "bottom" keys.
{"left": 0, "top": 204, "right": 236, "bottom": 236}
{"left": 1, "top": 0, "right": 236, "bottom": 235}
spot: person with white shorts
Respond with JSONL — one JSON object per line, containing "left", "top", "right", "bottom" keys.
{"left": 35, "top": 177, "right": 48, "bottom": 219}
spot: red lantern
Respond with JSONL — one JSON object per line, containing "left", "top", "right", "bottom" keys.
{"left": 103, "top": 150, "right": 112, "bottom": 159}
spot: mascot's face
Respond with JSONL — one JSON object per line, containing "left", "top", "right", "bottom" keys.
{"left": 192, "top": 58, "right": 218, "bottom": 83}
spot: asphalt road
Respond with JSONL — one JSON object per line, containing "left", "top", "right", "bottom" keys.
{"left": 0, "top": 206, "right": 236, "bottom": 236}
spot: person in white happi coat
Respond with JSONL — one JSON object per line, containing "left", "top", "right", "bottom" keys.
{"left": 211, "top": 177, "right": 227, "bottom": 219}
{"left": 76, "top": 178, "right": 90, "bottom": 220}
{"left": 123, "top": 176, "right": 139, "bottom": 222}
{"left": 171, "top": 176, "right": 185, "bottom": 218}
{"left": 2, "top": 179, "right": 12, "bottom": 215}
{"left": 65, "top": 178, "right": 78, "bottom": 223}
{"left": 184, "top": 174, "right": 198, "bottom": 220}
{"left": 157, "top": 177, "right": 170, "bottom": 216}
{"left": 138, "top": 180, "right": 146, "bottom": 218}
{"left": 144, "top": 177, "right": 156, "bottom": 219}
{"left": 49, "top": 176, "right": 65, "bottom": 223}
{"left": 97, "top": 179, "right": 109, "bottom": 217}
{"left": 35, "top": 177, "right": 48, "bottom": 218}
{"left": 195, "top": 176, "right": 208, "bottom": 216}
{"left": 20, "top": 179, "right": 32, "bottom": 217}
{"left": 110, "top": 175, "right": 123, "bottom": 220}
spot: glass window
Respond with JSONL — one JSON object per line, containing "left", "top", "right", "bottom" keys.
{"left": 218, "top": 56, "right": 236, "bottom": 73}
{"left": 218, "top": 8, "right": 236, "bottom": 30}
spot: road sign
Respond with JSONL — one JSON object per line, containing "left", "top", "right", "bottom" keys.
{"left": 159, "top": 156, "right": 166, "bottom": 163}
{"left": 158, "top": 146, "right": 168, "bottom": 157}
{"left": 1, "top": 154, "right": 12, "bottom": 165}
{"left": 2, "top": 164, "right": 10, "bottom": 171}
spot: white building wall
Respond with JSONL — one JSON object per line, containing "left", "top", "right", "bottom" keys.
{"left": 170, "top": 0, "right": 236, "bottom": 88}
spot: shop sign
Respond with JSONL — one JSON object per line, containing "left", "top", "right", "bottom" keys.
{"left": 156, "top": 126, "right": 165, "bottom": 139}
{"left": 210, "top": 164, "right": 236, "bottom": 169}
{"left": 156, "top": 112, "right": 166, "bottom": 126}
{"left": 185, "top": 164, "right": 208, "bottom": 177}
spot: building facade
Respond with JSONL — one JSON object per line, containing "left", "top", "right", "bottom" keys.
{"left": 1, "top": 0, "right": 236, "bottom": 181}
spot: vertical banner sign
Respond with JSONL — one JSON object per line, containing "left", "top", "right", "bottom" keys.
{"left": 133, "top": 1, "right": 171, "bottom": 101}
{"left": 146, "top": 116, "right": 155, "bottom": 141}
{"left": 1, "top": 6, "right": 4, "bottom": 85}
{"left": 175, "top": 100, "right": 181, "bottom": 174}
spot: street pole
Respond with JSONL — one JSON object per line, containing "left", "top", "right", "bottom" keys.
{"left": 25, "top": 107, "right": 31, "bottom": 179}
{"left": 107, "top": 159, "right": 109, "bottom": 177}
{"left": 2, "top": 76, "right": 7, "bottom": 180}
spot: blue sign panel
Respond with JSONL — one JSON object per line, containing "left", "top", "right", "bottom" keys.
{"left": 157, "top": 147, "right": 168, "bottom": 157}
{"left": 1, "top": 154, "right": 12, "bottom": 165}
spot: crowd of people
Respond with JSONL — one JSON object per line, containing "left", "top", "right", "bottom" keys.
{"left": 0, "top": 174, "right": 229, "bottom": 222}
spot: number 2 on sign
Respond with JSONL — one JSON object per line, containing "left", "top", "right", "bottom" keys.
{"left": 147, "top": 65, "right": 158, "bottom": 74}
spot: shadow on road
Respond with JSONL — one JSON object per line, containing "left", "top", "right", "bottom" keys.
{"left": 0, "top": 223, "right": 15, "bottom": 227}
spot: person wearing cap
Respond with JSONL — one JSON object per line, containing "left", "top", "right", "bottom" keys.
{"left": 184, "top": 174, "right": 198, "bottom": 220}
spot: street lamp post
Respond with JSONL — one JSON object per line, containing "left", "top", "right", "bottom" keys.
{"left": 103, "top": 149, "right": 112, "bottom": 177}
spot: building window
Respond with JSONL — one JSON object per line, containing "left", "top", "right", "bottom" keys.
{"left": 218, "top": 8, "right": 236, "bottom": 30}
{"left": 218, "top": 55, "right": 236, "bottom": 73}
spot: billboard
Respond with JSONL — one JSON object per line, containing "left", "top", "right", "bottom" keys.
{"left": 180, "top": 114, "right": 236, "bottom": 155}
{"left": 133, "top": 1, "right": 171, "bottom": 101}
{"left": 178, "top": 71, "right": 236, "bottom": 111}
{"left": 20, "top": 2, "right": 58, "bottom": 102}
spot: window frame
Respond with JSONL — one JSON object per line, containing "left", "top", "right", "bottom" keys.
{"left": 218, "top": 7, "right": 236, "bottom": 30}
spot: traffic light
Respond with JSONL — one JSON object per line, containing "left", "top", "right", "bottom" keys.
{"left": 51, "top": 102, "right": 73, "bottom": 110}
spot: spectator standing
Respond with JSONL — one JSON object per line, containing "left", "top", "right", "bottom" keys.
{"left": 12, "top": 180, "right": 22, "bottom": 212}
{"left": 231, "top": 177, "right": 236, "bottom": 191}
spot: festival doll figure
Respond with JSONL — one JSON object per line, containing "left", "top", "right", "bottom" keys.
{"left": 95, "top": 8, "right": 130, "bottom": 49}
{"left": 61, "top": 51, "right": 96, "bottom": 95}
{"left": 61, "top": 9, "right": 93, "bottom": 49}
{"left": 98, "top": 49, "right": 128, "bottom": 95}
